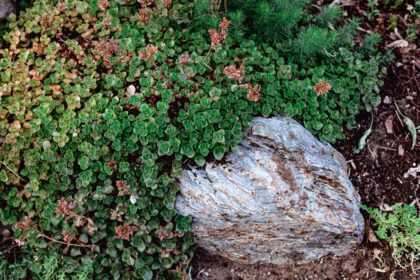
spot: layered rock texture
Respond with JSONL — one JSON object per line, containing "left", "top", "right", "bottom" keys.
{"left": 176, "top": 116, "right": 364, "bottom": 265}
{"left": 0, "top": 0, "right": 15, "bottom": 20}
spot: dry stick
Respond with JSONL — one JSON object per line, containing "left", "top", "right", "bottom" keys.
{"left": 346, "top": 159, "right": 357, "bottom": 170}
{"left": 394, "top": 101, "right": 405, "bottom": 127}
{"left": 367, "top": 143, "right": 376, "bottom": 160}
{"left": 311, "top": 4, "right": 322, "bottom": 11}
{"left": 0, "top": 160, "right": 26, "bottom": 182}
{"left": 329, "top": 0, "right": 356, "bottom": 8}
{"left": 37, "top": 233, "right": 92, "bottom": 248}
{"left": 395, "top": 109, "right": 405, "bottom": 127}
{"left": 202, "top": 60, "right": 213, "bottom": 71}
{"left": 377, "top": 146, "right": 397, "bottom": 151}
{"left": 401, "top": 67, "right": 418, "bottom": 85}
{"left": 357, "top": 27, "right": 373, "bottom": 34}
{"left": 329, "top": 0, "right": 341, "bottom": 7}
{"left": 202, "top": 48, "right": 214, "bottom": 71}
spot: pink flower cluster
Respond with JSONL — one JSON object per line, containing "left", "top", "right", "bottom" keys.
{"left": 114, "top": 224, "right": 134, "bottom": 241}
{"left": 209, "top": 17, "right": 230, "bottom": 49}
{"left": 139, "top": 44, "right": 158, "bottom": 60}
{"left": 179, "top": 53, "right": 190, "bottom": 66}
{"left": 242, "top": 84, "right": 260, "bottom": 102}
{"left": 94, "top": 39, "right": 119, "bottom": 68}
{"left": 223, "top": 64, "right": 245, "bottom": 81}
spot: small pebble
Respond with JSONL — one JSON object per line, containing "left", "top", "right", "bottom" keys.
{"left": 126, "top": 85, "right": 136, "bottom": 97}
{"left": 398, "top": 145, "right": 404, "bottom": 156}
{"left": 385, "top": 116, "right": 394, "bottom": 134}
{"left": 383, "top": 96, "right": 392, "bottom": 104}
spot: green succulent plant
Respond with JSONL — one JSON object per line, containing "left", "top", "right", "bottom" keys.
{"left": 362, "top": 204, "right": 420, "bottom": 269}
{"left": 0, "top": 0, "right": 391, "bottom": 278}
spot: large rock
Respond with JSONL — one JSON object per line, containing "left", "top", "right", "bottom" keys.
{"left": 0, "top": 0, "right": 16, "bottom": 20}
{"left": 176, "top": 116, "right": 364, "bottom": 265}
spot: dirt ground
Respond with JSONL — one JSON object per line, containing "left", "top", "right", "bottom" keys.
{"left": 191, "top": 245, "right": 417, "bottom": 280}
{"left": 190, "top": 1, "right": 419, "bottom": 279}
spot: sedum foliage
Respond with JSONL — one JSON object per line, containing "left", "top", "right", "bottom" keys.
{"left": 0, "top": 1, "right": 30, "bottom": 45}
{"left": 0, "top": 0, "right": 389, "bottom": 278}
{"left": 0, "top": 251, "right": 93, "bottom": 280}
{"left": 193, "top": 1, "right": 392, "bottom": 135}
{"left": 362, "top": 204, "right": 420, "bottom": 268}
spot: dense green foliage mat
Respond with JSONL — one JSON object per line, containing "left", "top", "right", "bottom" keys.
{"left": 0, "top": 0, "right": 390, "bottom": 278}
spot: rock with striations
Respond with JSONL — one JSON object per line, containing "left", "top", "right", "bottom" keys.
{"left": 175, "top": 116, "right": 364, "bottom": 265}
{"left": 0, "top": 0, "right": 16, "bottom": 21}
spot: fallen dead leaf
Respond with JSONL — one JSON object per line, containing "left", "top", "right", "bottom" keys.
{"left": 368, "top": 227, "right": 379, "bottom": 243}
{"left": 397, "top": 145, "right": 404, "bottom": 156}
{"left": 386, "top": 39, "right": 409, "bottom": 49}
{"left": 379, "top": 204, "right": 394, "bottom": 212}
{"left": 403, "top": 166, "right": 420, "bottom": 178}
{"left": 385, "top": 116, "right": 394, "bottom": 134}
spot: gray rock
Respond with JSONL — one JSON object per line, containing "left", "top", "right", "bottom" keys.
{"left": 0, "top": 0, "right": 16, "bottom": 21}
{"left": 176, "top": 116, "right": 364, "bottom": 265}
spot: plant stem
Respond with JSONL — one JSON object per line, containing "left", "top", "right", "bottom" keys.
{"left": 37, "top": 234, "right": 92, "bottom": 248}
{"left": 0, "top": 160, "right": 26, "bottom": 182}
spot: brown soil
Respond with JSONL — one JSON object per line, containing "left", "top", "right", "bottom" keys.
{"left": 336, "top": 0, "right": 420, "bottom": 208}
{"left": 191, "top": 245, "right": 418, "bottom": 280}
{"left": 191, "top": 1, "right": 419, "bottom": 279}
{"left": 337, "top": 61, "right": 419, "bottom": 208}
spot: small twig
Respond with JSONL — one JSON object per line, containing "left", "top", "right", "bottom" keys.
{"left": 410, "top": 100, "right": 420, "bottom": 108}
{"left": 311, "top": 4, "right": 322, "bottom": 11}
{"left": 394, "top": 102, "right": 405, "bottom": 126}
{"left": 401, "top": 72, "right": 417, "bottom": 85}
{"left": 377, "top": 146, "right": 397, "bottom": 151}
{"left": 357, "top": 27, "right": 373, "bottom": 34}
{"left": 329, "top": 0, "right": 341, "bottom": 7}
{"left": 347, "top": 159, "right": 357, "bottom": 170}
{"left": 203, "top": 62, "right": 213, "bottom": 71}
{"left": 395, "top": 111, "right": 404, "bottom": 127}
{"left": 187, "top": 13, "right": 214, "bottom": 27}
{"left": 37, "top": 233, "right": 92, "bottom": 248}
{"left": 0, "top": 160, "right": 26, "bottom": 182}
{"left": 393, "top": 27, "right": 404, "bottom": 40}
{"left": 367, "top": 143, "right": 376, "bottom": 159}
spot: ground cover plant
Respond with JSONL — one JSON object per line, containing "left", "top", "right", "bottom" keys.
{"left": 0, "top": 0, "right": 30, "bottom": 45}
{"left": 190, "top": 1, "right": 420, "bottom": 279}
{"left": 193, "top": 0, "right": 393, "bottom": 142}
{"left": 362, "top": 204, "right": 419, "bottom": 269}
{"left": 0, "top": 0, "right": 392, "bottom": 278}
